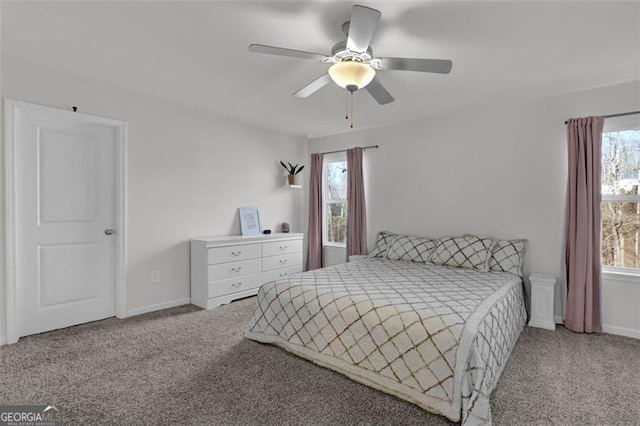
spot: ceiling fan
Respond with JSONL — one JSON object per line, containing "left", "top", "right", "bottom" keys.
{"left": 248, "top": 4, "right": 453, "bottom": 105}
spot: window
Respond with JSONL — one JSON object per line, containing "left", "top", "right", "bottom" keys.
{"left": 324, "top": 156, "right": 348, "bottom": 245}
{"left": 601, "top": 121, "right": 640, "bottom": 270}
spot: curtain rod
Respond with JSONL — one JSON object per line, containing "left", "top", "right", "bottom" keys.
{"left": 316, "top": 145, "right": 379, "bottom": 155}
{"left": 564, "top": 110, "right": 640, "bottom": 125}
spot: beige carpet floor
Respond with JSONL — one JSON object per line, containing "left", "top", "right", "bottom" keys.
{"left": 1, "top": 297, "right": 638, "bottom": 425}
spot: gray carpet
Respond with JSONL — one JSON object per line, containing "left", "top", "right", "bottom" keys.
{"left": 1, "top": 297, "right": 638, "bottom": 425}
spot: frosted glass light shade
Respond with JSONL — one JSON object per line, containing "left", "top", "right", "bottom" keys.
{"left": 328, "top": 61, "right": 376, "bottom": 90}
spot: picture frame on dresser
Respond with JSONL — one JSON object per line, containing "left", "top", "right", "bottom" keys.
{"left": 238, "top": 207, "right": 261, "bottom": 236}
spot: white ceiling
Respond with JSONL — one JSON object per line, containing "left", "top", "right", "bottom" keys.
{"left": 2, "top": 1, "right": 639, "bottom": 137}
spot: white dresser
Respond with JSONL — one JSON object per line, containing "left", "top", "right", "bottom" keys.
{"left": 190, "top": 233, "right": 304, "bottom": 310}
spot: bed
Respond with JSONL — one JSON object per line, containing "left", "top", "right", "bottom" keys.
{"left": 245, "top": 237, "right": 527, "bottom": 425}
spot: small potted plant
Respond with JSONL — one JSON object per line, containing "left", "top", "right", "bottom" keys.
{"left": 280, "top": 161, "right": 305, "bottom": 185}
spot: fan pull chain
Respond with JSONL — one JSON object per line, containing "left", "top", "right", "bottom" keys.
{"left": 350, "top": 91, "right": 354, "bottom": 128}
{"left": 345, "top": 93, "right": 349, "bottom": 120}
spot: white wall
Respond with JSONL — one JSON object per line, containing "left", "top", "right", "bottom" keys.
{"left": 324, "top": 245, "right": 347, "bottom": 267}
{"left": 308, "top": 80, "right": 640, "bottom": 338}
{"left": 0, "top": 54, "right": 307, "bottom": 341}
{"left": 600, "top": 273, "right": 640, "bottom": 339}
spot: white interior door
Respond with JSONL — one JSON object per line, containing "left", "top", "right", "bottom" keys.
{"left": 14, "top": 104, "right": 117, "bottom": 337}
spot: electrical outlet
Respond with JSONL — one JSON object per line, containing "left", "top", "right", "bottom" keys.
{"left": 150, "top": 270, "right": 161, "bottom": 283}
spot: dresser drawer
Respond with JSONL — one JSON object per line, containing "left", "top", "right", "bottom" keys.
{"left": 208, "top": 243, "right": 261, "bottom": 265}
{"left": 262, "top": 252, "right": 302, "bottom": 272}
{"left": 208, "top": 273, "right": 261, "bottom": 298}
{"left": 262, "top": 239, "right": 303, "bottom": 257}
{"left": 208, "top": 258, "right": 261, "bottom": 280}
{"left": 262, "top": 266, "right": 303, "bottom": 284}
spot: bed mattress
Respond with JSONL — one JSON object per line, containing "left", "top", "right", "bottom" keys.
{"left": 245, "top": 257, "right": 527, "bottom": 424}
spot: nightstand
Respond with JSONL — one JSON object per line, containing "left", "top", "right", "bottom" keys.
{"left": 528, "top": 273, "right": 557, "bottom": 330}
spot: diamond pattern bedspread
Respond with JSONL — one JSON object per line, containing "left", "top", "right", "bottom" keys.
{"left": 245, "top": 258, "right": 526, "bottom": 424}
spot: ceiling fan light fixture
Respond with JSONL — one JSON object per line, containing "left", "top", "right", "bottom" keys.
{"left": 328, "top": 61, "right": 375, "bottom": 91}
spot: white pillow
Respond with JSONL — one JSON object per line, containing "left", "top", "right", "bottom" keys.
{"left": 430, "top": 236, "right": 495, "bottom": 272}
{"left": 369, "top": 231, "right": 397, "bottom": 258}
{"left": 489, "top": 239, "right": 527, "bottom": 276}
{"left": 385, "top": 235, "right": 438, "bottom": 263}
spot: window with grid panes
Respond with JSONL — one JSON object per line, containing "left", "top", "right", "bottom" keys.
{"left": 324, "top": 156, "right": 347, "bottom": 246}
{"left": 601, "top": 119, "right": 640, "bottom": 271}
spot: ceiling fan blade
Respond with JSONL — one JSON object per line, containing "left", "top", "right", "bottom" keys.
{"left": 293, "top": 74, "right": 332, "bottom": 98}
{"left": 365, "top": 78, "right": 394, "bottom": 105}
{"left": 249, "top": 44, "right": 327, "bottom": 61}
{"left": 379, "top": 57, "right": 453, "bottom": 74}
{"left": 346, "top": 5, "right": 381, "bottom": 53}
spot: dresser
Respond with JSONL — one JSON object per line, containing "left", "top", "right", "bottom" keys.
{"left": 190, "top": 233, "right": 304, "bottom": 310}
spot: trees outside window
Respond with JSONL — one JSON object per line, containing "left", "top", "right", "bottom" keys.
{"left": 601, "top": 128, "right": 640, "bottom": 269}
{"left": 324, "top": 159, "right": 347, "bottom": 245}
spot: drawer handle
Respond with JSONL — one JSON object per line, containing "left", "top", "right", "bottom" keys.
{"left": 279, "top": 273, "right": 288, "bottom": 278}
{"left": 231, "top": 282, "right": 243, "bottom": 288}
{"left": 279, "top": 259, "right": 288, "bottom": 265}
{"left": 279, "top": 245, "right": 287, "bottom": 250}
{"left": 231, "top": 267, "right": 242, "bottom": 273}
{"left": 231, "top": 251, "right": 242, "bottom": 256}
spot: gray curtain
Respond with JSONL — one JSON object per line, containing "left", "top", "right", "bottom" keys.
{"left": 306, "top": 153, "right": 323, "bottom": 270}
{"left": 565, "top": 116, "right": 604, "bottom": 333}
{"left": 347, "top": 147, "right": 367, "bottom": 256}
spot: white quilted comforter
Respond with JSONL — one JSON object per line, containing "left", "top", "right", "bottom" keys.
{"left": 245, "top": 257, "right": 527, "bottom": 424}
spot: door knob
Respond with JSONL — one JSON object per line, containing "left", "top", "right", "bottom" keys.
{"left": 105, "top": 229, "right": 114, "bottom": 236}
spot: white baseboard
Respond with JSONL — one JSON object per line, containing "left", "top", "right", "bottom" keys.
{"left": 528, "top": 320, "right": 556, "bottom": 331}
{"left": 124, "top": 297, "right": 191, "bottom": 318}
{"left": 602, "top": 324, "right": 640, "bottom": 339}
{"left": 0, "top": 299, "right": 192, "bottom": 345}
{"left": 553, "top": 314, "right": 638, "bottom": 339}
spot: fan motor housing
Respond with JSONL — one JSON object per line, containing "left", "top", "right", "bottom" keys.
{"left": 331, "top": 40, "right": 373, "bottom": 61}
